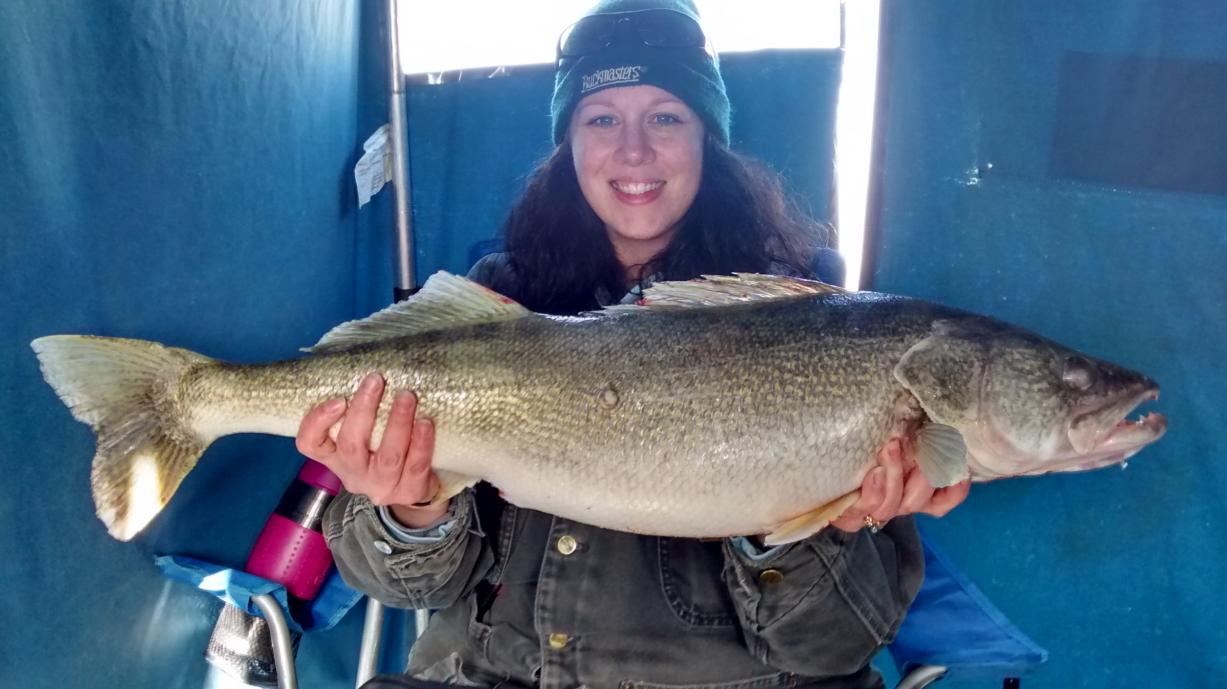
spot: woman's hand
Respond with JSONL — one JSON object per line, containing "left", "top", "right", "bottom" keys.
{"left": 831, "top": 438, "right": 970, "bottom": 533}
{"left": 295, "top": 372, "right": 449, "bottom": 528}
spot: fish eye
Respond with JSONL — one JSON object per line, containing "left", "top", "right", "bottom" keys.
{"left": 1062, "top": 357, "right": 1096, "bottom": 391}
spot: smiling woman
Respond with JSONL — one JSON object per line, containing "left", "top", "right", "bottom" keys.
{"left": 569, "top": 85, "right": 706, "bottom": 270}
{"left": 298, "top": 1, "right": 970, "bottom": 688}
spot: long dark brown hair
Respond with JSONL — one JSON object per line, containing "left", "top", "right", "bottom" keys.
{"left": 497, "top": 135, "right": 830, "bottom": 315}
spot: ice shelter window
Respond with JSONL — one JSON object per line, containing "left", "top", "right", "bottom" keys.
{"left": 1050, "top": 52, "right": 1227, "bottom": 197}
{"left": 395, "top": 0, "right": 842, "bottom": 75}
{"left": 395, "top": 0, "right": 881, "bottom": 291}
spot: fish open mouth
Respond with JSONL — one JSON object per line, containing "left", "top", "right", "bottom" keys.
{"left": 1058, "top": 385, "right": 1167, "bottom": 472}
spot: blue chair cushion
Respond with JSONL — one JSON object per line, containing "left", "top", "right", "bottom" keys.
{"left": 888, "top": 531, "right": 1049, "bottom": 680}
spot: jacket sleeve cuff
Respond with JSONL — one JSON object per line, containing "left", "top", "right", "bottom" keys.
{"left": 377, "top": 504, "right": 458, "bottom": 544}
{"left": 729, "top": 536, "right": 788, "bottom": 562}
{"left": 324, "top": 490, "right": 476, "bottom": 559}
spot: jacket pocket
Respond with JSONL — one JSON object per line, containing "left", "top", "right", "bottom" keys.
{"left": 657, "top": 538, "right": 739, "bottom": 628}
{"left": 464, "top": 594, "right": 494, "bottom": 657}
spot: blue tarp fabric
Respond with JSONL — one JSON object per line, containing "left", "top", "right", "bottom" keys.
{"left": 1, "top": 3, "right": 842, "bottom": 685}
{"left": 154, "top": 555, "right": 363, "bottom": 635}
{"left": 873, "top": 2, "right": 1227, "bottom": 687}
{"left": 889, "top": 534, "right": 1049, "bottom": 680}
{"left": 2, "top": 1, "right": 391, "bottom": 686}
{"left": 7, "top": 0, "right": 1222, "bottom": 687}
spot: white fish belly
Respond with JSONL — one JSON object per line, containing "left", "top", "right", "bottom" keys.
{"left": 437, "top": 430, "right": 878, "bottom": 539}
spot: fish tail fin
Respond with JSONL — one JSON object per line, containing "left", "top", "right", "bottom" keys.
{"left": 31, "top": 335, "right": 216, "bottom": 540}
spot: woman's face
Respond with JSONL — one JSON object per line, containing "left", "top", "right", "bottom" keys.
{"left": 570, "top": 84, "right": 705, "bottom": 269}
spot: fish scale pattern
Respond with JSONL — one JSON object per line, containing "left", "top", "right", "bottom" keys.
{"left": 194, "top": 295, "right": 948, "bottom": 539}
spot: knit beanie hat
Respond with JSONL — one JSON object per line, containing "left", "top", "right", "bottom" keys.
{"left": 550, "top": 0, "right": 730, "bottom": 145}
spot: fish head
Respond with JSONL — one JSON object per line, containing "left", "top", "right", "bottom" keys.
{"left": 896, "top": 318, "right": 1166, "bottom": 481}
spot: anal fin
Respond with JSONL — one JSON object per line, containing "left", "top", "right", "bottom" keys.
{"left": 762, "top": 491, "right": 861, "bottom": 546}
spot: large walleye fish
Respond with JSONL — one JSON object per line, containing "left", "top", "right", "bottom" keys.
{"left": 32, "top": 273, "right": 1166, "bottom": 543}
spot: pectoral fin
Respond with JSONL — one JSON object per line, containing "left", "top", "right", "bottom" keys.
{"left": 762, "top": 491, "right": 861, "bottom": 546}
{"left": 915, "top": 422, "right": 970, "bottom": 488}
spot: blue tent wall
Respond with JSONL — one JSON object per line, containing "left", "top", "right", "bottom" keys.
{"left": 14, "top": 1, "right": 1222, "bottom": 687}
{"left": 1, "top": 2, "right": 389, "bottom": 687}
{"left": 871, "top": 1, "right": 1226, "bottom": 687}
{"left": 1, "top": 1, "right": 844, "bottom": 686}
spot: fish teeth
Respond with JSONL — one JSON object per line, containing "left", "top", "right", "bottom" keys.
{"left": 612, "top": 181, "right": 664, "bottom": 195}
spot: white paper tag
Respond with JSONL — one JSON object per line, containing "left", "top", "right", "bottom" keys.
{"left": 355, "top": 124, "right": 392, "bottom": 208}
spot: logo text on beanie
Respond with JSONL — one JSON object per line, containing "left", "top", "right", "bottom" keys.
{"left": 581, "top": 65, "right": 643, "bottom": 93}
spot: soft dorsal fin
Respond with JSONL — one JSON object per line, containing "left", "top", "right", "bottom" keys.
{"left": 601, "top": 273, "right": 844, "bottom": 314}
{"left": 306, "top": 271, "right": 532, "bottom": 353}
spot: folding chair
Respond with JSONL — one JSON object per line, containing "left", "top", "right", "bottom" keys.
{"left": 888, "top": 530, "right": 1048, "bottom": 688}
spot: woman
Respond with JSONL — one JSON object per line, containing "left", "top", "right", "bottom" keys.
{"left": 298, "top": 2, "right": 969, "bottom": 687}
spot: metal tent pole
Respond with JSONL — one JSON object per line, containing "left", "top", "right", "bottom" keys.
{"left": 386, "top": 0, "right": 431, "bottom": 643}
{"left": 354, "top": 3, "right": 431, "bottom": 685}
{"left": 387, "top": 0, "right": 416, "bottom": 301}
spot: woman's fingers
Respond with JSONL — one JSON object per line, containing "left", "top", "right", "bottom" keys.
{"left": 397, "top": 419, "right": 439, "bottom": 506}
{"left": 869, "top": 439, "right": 905, "bottom": 523}
{"left": 405, "top": 419, "right": 436, "bottom": 483}
{"left": 384, "top": 419, "right": 445, "bottom": 523}
{"left": 334, "top": 373, "right": 385, "bottom": 470}
{"left": 832, "top": 438, "right": 972, "bottom": 534}
{"left": 370, "top": 391, "right": 418, "bottom": 498}
{"left": 898, "top": 464, "right": 937, "bottom": 515}
{"left": 368, "top": 391, "right": 441, "bottom": 508}
{"left": 295, "top": 398, "right": 348, "bottom": 461}
{"left": 831, "top": 466, "right": 885, "bottom": 532}
{"left": 293, "top": 372, "right": 450, "bottom": 516}
{"left": 897, "top": 434, "right": 970, "bottom": 517}
{"left": 373, "top": 391, "right": 416, "bottom": 471}
{"left": 921, "top": 480, "right": 971, "bottom": 517}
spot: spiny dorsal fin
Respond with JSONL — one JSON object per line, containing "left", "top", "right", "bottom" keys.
{"left": 306, "top": 271, "right": 532, "bottom": 353}
{"left": 602, "top": 273, "right": 844, "bottom": 314}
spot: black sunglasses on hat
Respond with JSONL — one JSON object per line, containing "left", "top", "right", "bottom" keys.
{"left": 555, "top": 8, "right": 713, "bottom": 68}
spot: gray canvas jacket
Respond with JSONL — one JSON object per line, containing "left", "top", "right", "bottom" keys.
{"left": 321, "top": 254, "right": 925, "bottom": 689}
